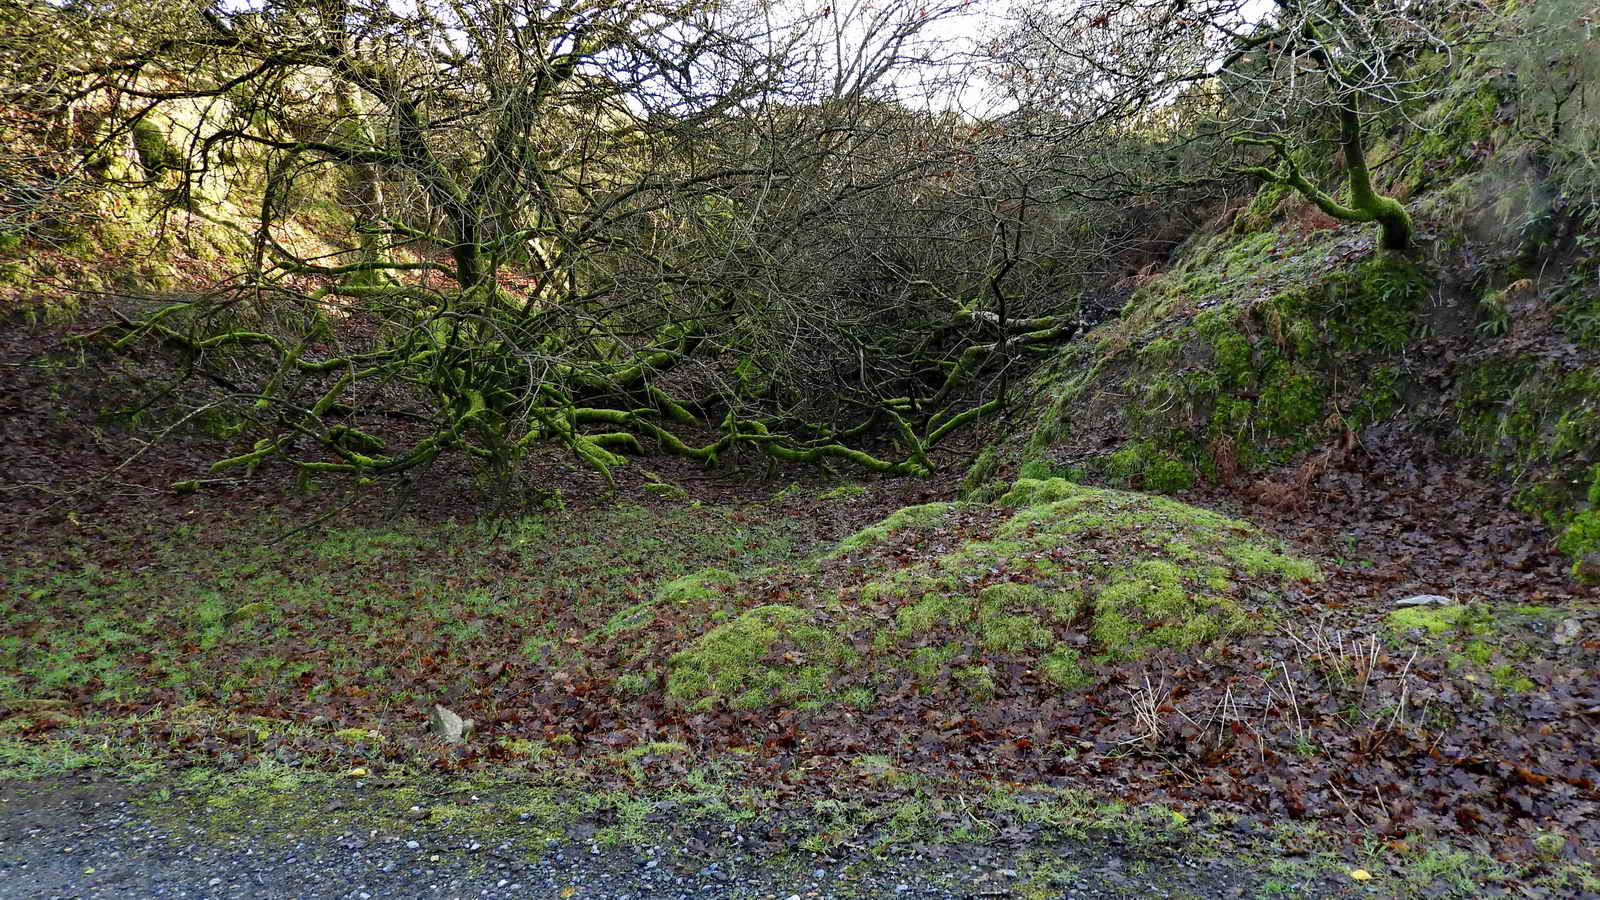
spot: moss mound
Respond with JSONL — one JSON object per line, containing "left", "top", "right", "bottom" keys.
{"left": 940, "top": 479, "right": 1316, "bottom": 664}
{"left": 828, "top": 502, "right": 968, "bottom": 557}
{"left": 656, "top": 568, "right": 739, "bottom": 605}
{"left": 662, "top": 479, "right": 1318, "bottom": 710}
{"left": 666, "top": 604, "right": 850, "bottom": 710}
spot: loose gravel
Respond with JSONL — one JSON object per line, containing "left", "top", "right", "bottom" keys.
{"left": 0, "top": 778, "right": 1332, "bottom": 899}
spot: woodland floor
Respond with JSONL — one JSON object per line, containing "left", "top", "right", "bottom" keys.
{"left": 2, "top": 309, "right": 1598, "bottom": 898}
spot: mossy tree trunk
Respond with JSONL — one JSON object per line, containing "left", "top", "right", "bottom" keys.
{"left": 1236, "top": 97, "right": 1413, "bottom": 253}
{"left": 1336, "top": 103, "right": 1413, "bottom": 252}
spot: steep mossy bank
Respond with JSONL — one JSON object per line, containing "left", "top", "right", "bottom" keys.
{"left": 1452, "top": 348, "right": 1600, "bottom": 582}
{"left": 989, "top": 236, "right": 1429, "bottom": 483}
{"left": 630, "top": 478, "right": 1319, "bottom": 712}
{"left": 952, "top": 47, "right": 1600, "bottom": 582}
{"left": 969, "top": 203, "right": 1600, "bottom": 583}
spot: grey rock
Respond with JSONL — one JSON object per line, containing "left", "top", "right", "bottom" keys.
{"left": 1394, "top": 594, "right": 1455, "bottom": 607}
{"left": 1553, "top": 618, "right": 1583, "bottom": 646}
{"left": 428, "top": 704, "right": 475, "bottom": 743}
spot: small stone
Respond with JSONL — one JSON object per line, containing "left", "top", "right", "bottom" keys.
{"left": 1395, "top": 594, "right": 1454, "bottom": 607}
{"left": 814, "top": 868, "right": 827, "bottom": 879}
{"left": 1553, "top": 618, "right": 1583, "bottom": 646}
{"left": 209, "top": 877, "right": 222, "bottom": 887}
{"left": 428, "top": 704, "right": 475, "bottom": 743}
{"left": 407, "top": 841, "right": 420, "bottom": 850}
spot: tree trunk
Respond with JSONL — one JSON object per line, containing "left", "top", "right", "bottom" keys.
{"left": 1338, "top": 102, "right": 1412, "bottom": 252}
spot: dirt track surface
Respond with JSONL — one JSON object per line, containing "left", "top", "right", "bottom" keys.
{"left": 0, "top": 777, "right": 1329, "bottom": 900}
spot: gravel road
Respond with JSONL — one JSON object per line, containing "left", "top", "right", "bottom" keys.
{"left": 0, "top": 778, "right": 1340, "bottom": 899}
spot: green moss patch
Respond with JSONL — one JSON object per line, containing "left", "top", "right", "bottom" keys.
{"left": 1384, "top": 602, "right": 1581, "bottom": 694}
{"left": 987, "top": 231, "right": 1434, "bottom": 502}
{"left": 656, "top": 567, "right": 739, "bottom": 606}
{"left": 663, "top": 478, "right": 1317, "bottom": 710}
{"left": 1452, "top": 357, "right": 1600, "bottom": 580}
{"left": 1387, "top": 604, "right": 1475, "bottom": 636}
{"left": 665, "top": 605, "right": 850, "bottom": 710}
{"left": 829, "top": 502, "right": 967, "bottom": 557}
{"left": 991, "top": 480, "right": 1314, "bottom": 662}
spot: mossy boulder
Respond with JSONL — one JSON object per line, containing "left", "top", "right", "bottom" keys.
{"left": 131, "top": 118, "right": 180, "bottom": 178}
{"left": 664, "top": 479, "right": 1318, "bottom": 710}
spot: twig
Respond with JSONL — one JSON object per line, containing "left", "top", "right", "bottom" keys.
{"left": 1328, "top": 781, "right": 1370, "bottom": 828}
{"left": 1281, "top": 660, "right": 1305, "bottom": 744}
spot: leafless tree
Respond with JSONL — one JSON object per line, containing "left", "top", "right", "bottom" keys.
{"left": 990, "top": 0, "right": 1502, "bottom": 251}
{"left": 14, "top": 0, "right": 1086, "bottom": 487}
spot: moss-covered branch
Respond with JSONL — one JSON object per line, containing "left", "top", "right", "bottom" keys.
{"left": 1233, "top": 101, "right": 1413, "bottom": 252}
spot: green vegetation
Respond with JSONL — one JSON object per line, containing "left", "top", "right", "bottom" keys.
{"left": 0, "top": 475, "right": 1321, "bottom": 732}
{"left": 666, "top": 605, "right": 848, "bottom": 709}
{"left": 652, "top": 478, "right": 1319, "bottom": 710}
{"left": 829, "top": 502, "right": 967, "bottom": 556}
{"left": 1384, "top": 602, "right": 1586, "bottom": 696}
{"left": 991, "top": 238, "right": 1434, "bottom": 499}
{"left": 1453, "top": 358, "right": 1600, "bottom": 578}
{"left": 4, "top": 0, "right": 1599, "bottom": 892}
{"left": 0, "top": 502, "right": 809, "bottom": 718}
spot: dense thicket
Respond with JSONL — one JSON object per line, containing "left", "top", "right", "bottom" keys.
{"left": 2, "top": 0, "right": 1594, "bottom": 491}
